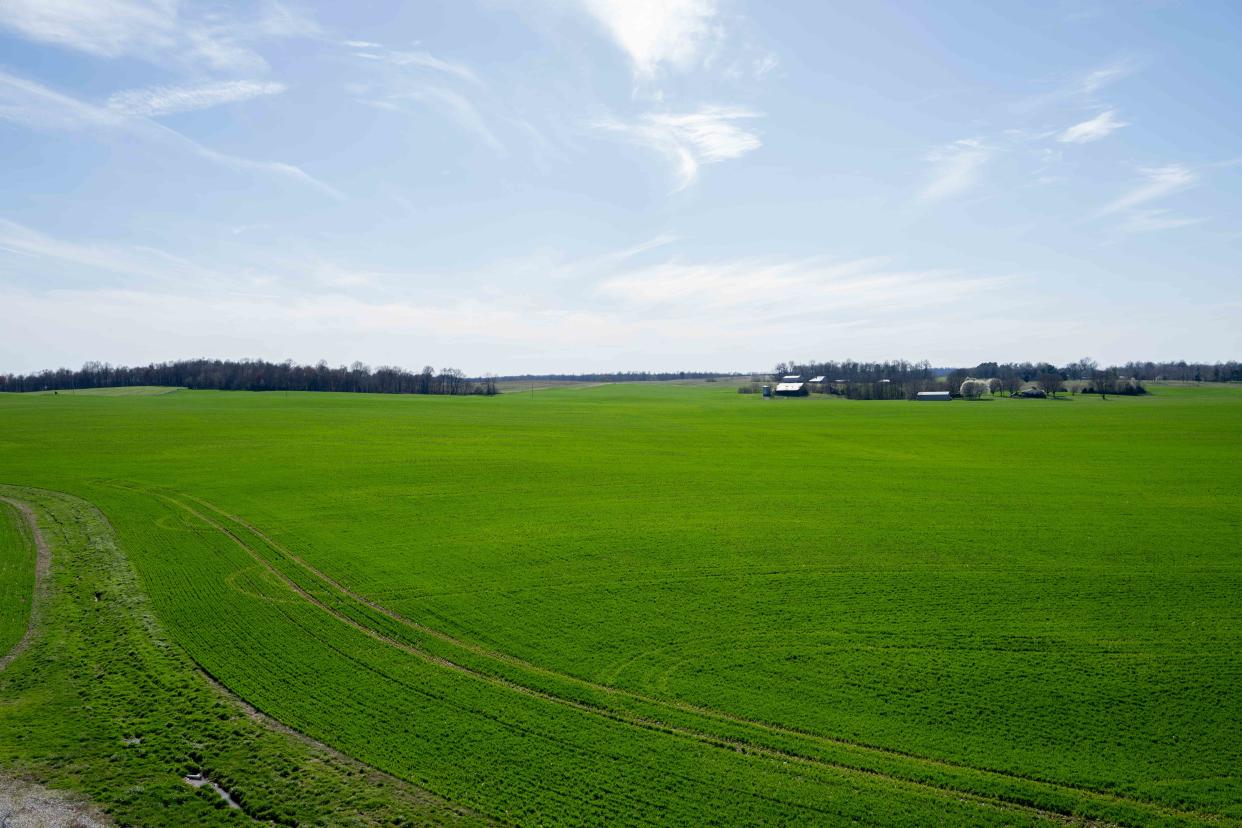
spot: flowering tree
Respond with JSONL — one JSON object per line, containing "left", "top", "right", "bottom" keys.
{"left": 959, "top": 378, "right": 991, "bottom": 399}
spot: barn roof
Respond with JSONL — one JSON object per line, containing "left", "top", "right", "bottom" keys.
{"left": 775, "top": 382, "right": 805, "bottom": 392}
{"left": 781, "top": 375, "right": 801, "bottom": 381}
{"left": 808, "top": 376, "right": 826, "bottom": 383}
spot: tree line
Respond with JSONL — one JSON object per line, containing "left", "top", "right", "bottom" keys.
{"left": 495, "top": 371, "right": 740, "bottom": 382}
{"left": 0, "top": 359, "right": 497, "bottom": 396}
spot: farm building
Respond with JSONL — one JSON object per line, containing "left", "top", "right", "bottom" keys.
{"left": 916, "top": 391, "right": 951, "bottom": 401}
{"left": 775, "top": 382, "right": 808, "bottom": 397}
{"left": 781, "top": 375, "right": 801, "bottom": 382}
{"left": 808, "top": 376, "right": 826, "bottom": 383}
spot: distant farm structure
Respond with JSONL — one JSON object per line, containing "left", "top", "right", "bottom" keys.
{"left": 774, "top": 381, "right": 808, "bottom": 397}
{"left": 916, "top": 391, "right": 952, "bottom": 401}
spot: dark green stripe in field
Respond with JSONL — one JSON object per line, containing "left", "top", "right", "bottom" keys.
{"left": 0, "top": 382, "right": 1239, "bottom": 824}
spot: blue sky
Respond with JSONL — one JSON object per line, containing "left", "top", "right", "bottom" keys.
{"left": 1, "top": 0, "right": 1239, "bottom": 374}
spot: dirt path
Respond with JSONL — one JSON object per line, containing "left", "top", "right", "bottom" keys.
{"left": 0, "top": 775, "right": 109, "bottom": 827}
{"left": 0, "top": 498, "right": 50, "bottom": 673}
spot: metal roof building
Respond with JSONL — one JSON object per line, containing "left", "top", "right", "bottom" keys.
{"left": 775, "top": 382, "right": 808, "bottom": 396}
{"left": 916, "top": 391, "right": 952, "bottom": 401}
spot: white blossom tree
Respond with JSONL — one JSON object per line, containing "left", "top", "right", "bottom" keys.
{"left": 959, "top": 378, "right": 990, "bottom": 399}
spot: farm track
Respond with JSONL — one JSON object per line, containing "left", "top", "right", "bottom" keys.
{"left": 119, "top": 482, "right": 1236, "bottom": 827}
{"left": 0, "top": 498, "right": 50, "bottom": 673}
{"left": 0, "top": 484, "right": 492, "bottom": 827}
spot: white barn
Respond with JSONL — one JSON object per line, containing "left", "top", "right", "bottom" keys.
{"left": 916, "top": 391, "right": 952, "bottom": 401}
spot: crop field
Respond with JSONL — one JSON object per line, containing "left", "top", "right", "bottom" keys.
{"left": 0, "top": 383, "right": 1239, "bottom": 825}
{"left": 19, "top": 385, "right": 185, "bottom": 396}
{"left": 0, "top": 500, "right": 34, "bottom": 657}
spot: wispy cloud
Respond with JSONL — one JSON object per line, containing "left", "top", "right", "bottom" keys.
{"left": 594, "top": 105, "right": 761, "bottom": 190}
{"left": 573, "top": 0, "right": 721, "bottom": 80}
{"left": 919, "top": 138, "right": 992, "bottom": 202}
{"left": 348, "top": 43, "right": 480, "bottom": 84}
{"left": 595, "top": 256, "right": 1009, "bottom": 328}
{"left": 344, "top": 42, "right": 523, "bottom": 154}
{"left": 1079, "top": 60, "right": 1137, "bottom": 95}
{"left": 1098, "top": 164, "right": 1197, "bottom": 217}
{"left": 0, "top": 70, "right": 341, "bottom": 198}
{"left": 0, "top": 234, "right": 1013, "bottom": 373}
{"left": 1058, "top": 109, "right": 1127, "bottom": 143}
{"left": 0, "top": 218, "right": 220, "bottom": 284}
{"left": 400, "top": 85, "right": 505, "bottom": 152}
{"left": 1014, "top": 59, "right": 1138, "bottom": 115}
{"left": 107, "top": 80, "right": 287, "bottom": 117}
{"left": 0, "top": 0, "right": 318, "bottom": 73}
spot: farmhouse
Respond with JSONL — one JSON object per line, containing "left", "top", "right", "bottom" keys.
{"left": 775, "top": 382, "right": 808, "bottom": 397}
{"left": 916, "top": 391, "right": 952, "bottom": 401}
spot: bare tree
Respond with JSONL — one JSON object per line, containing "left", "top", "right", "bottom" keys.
{"left": 1037, "top": 371, "right": 1063, "bottom": 397}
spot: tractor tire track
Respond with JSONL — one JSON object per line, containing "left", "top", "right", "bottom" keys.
{"left": 176, "top": 490, "right": 1234, "bottom": 827}
{"left": 149, "top": 488, "right": 1242, "bottom": 826}
{"left": 158, "top": 492, "right": 1093, "bottom": 826}
{"left": 0, "top": 498, "right": 51, "bottom": 673}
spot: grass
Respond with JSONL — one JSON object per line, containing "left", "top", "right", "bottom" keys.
{"left": 0, "top": 383, "right": 1239, "bottom": 825}
{"left": 0, "top": 501, "right": 34, "bottom": 656}
{"left": 0, "top": 485, "right": 485, "bottom": 826}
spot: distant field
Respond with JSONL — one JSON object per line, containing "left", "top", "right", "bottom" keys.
{"left": 491, "top": 378, "right": 608, "bottom": 393}
{"left": 0, "top": 383, "right": 1239, "bottom": 825}
{"left": 17, "top": 385, "right": 184, "bottom": 396}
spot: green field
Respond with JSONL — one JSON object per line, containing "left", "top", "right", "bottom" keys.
{"left": 20, "top": 385, "right": 184, "bottom": 396}
{"left": 0, "top": 501, "right": 35, "bottom": 656}
{"left": 0, "top": 383, "right": 1239, "bottom": 825}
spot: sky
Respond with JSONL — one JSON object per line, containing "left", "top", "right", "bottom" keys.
{"left": 1, "top": 0, "right": 1239, "bottom": 375}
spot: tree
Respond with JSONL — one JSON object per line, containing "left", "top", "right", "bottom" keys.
{"left": 1037, "top": 371, "right": 1063, "bottom": 397}
{"left": 959, "top": 378, "right": 990, "bottom": 400}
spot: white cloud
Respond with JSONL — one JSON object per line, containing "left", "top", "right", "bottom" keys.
{"left": 1058, "top": 109, "right": 1127, "bottom": 143}
{"left": 919, "top": 138, "right": 991, "bottom": 202}
{"left": 1098, "top": 164, "right": 1197, "bottom": 216}
{"left": 594, "top": 105, "right": 761, "bottom": 190}
{"left": 574, "top": 0, "right": 720, "bottom": 79}
{"left": 0, "top": 70, "right": 341, "bottom": 198}
{"left": 107, "top": 80, "right": 287, "bottom": 117}
{"left": 0, "top": 0, "right": 317, "bottom": 73}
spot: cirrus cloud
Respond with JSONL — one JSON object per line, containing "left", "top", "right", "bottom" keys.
{"left": 594, "top": 105, "right": 761, "bottom": 190}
